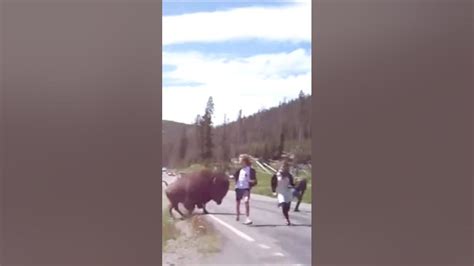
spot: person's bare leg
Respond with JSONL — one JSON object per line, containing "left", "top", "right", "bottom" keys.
{"left": 283, "top": 203, "right": 291, "bottom": 225}
{"left": 245, "top": 201, "right": 250, "bottom": 217}
{"left": 294, "top": 196, "right": 302, "bottom": 212}
{"left": 243, "top": 192, "right": 253, "bottom": 224}
{"left": 236, "top": 200, "right": 241, "bottom": 221}
{"left": 281, "top": 204, "right": 287, "bottom": 221}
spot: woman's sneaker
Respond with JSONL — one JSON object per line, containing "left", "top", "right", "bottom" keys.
{"left": 244, "top": 218, "right": 253, "bottom": 225}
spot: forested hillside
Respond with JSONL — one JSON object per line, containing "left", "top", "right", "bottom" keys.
{"left": 162, "top": 91, "right": 311, "bottom": 167}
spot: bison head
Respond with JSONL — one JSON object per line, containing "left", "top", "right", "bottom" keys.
{"left": 210, "top": 173, "right": 229, "bottom": 205}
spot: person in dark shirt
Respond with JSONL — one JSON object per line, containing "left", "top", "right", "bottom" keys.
{"left": 271, "top": 160, "right": 295, "bottom": 225}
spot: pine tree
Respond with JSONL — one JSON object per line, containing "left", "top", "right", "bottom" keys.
{"left": 237, "top": 109, "right": 243, "bottom": 147}
{"left": 202, "top": 96, "right": 215, "bottom": 160}
{"left": 278, "top": 124, "right": 286, "bottom": 159}
{"left": 178, "top": 127, "right": 188, "bottom": 161}
{"left": 194, "top": 114, "right": 203, "bottom": 161}
{"left": 298, "top": 90, "right": 306, "bottom": 141}
{"left": 222, "top": 114, "right": 230, "bottom": 162}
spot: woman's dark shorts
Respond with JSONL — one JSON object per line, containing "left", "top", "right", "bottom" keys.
{"left": 235, "top": 188, "right": 250, "bottom": 201}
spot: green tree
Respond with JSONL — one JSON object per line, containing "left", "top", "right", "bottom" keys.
{"left": 201, "top": 96, "right": 215, "bottom": 161}
{"left": 237, "top": 109, "right": 243, "bottom": 146}
{"left": 262, "top": 143, "right": 270, "bottom": 161}
{"left": 221, "top": 114, "right": 230, "bottom": 162}
{"left": 298, "top": 90, "right": 306, "bottom": 141}
{"left": 220, "top": 114, "right": 231, "bottom": 170}
{"left": 278, "top": 124, "right": 286, "bottom": 158}
{"left": 178, "top": 127, "right": 188, "bottom": 162}
{"left": 194, "top": 114, "right": 203, "bottom": 161}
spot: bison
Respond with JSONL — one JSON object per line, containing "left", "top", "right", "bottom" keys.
{"left": 164, "top": 169, "right": 229, "bottom": 219}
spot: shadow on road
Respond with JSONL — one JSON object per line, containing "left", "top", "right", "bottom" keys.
{"left": 250, "top": 224, "right": 312, "bottom": 227}
{"left": 195, "top": 212, "right": 235, "bottom": 216}
{"left": 293, "top": 210, "right": 311, "bottom": 214}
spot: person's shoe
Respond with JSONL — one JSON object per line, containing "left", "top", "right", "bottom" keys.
{"left": 294, "top": 209, "right": 300, "bottom": 212}
{"left": 236, "top": 216, "right": 240, "bottom": 221}
{"left": 244, "top": 218, "right": 253, "bottom": 225}
{"left": 286, "top": 220, "right": 291, "bottom": 226}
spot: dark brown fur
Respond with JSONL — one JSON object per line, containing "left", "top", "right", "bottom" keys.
{"left": 164, "top": 169, "right": 229, "bottom": 219}
{"left": 294, "top": 178, "right": 307, "bottom": 212}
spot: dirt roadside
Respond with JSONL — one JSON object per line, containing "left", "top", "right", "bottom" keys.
{"left": 162, "top": 192, "right": 222, "bottom": 265}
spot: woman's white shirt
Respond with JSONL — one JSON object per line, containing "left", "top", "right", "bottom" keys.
{"left": 236, "top": 167, "right": 251, "bottom": 189}
{"left": 276, "top": 171, "right": 293, "bottom": 203}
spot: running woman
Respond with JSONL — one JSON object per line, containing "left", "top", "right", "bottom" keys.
{"left": 271, "top": 160, "right": 295, "bottom": 225}
{"left": 233, "top": 154, "right": 257, "bottom": 225}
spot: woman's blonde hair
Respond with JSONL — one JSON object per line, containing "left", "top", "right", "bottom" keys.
{"left": 280, "top": 160, "right": 290, "bottom": 172}
{"left": 239, "top": 154, "right": 251, "bottom": 166}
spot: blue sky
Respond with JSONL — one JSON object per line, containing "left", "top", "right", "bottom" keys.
{"left": 162, "top": 0, "right": 311, "bottom": 125}
{"left": 163, "top": 1, "right": 295, "bottom": 16}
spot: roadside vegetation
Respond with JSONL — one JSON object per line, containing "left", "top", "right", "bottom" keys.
{"left": 164, "top": 91, "right": 312, "bottom": 204}
{"left": 162, "top": 92, "right": 311, "bottom": 168}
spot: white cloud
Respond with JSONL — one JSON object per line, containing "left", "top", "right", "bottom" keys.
{"left": 164, "top": 48, "right": 310, "bottom": 84}
{"left": 162, "top": 49, "right": 311, "bottom": 125}
{"left": 162, "top": 1, "right": 312, "bottom": 125}
{"left": 163, "top": 1, "right": 311, "bottom": 45}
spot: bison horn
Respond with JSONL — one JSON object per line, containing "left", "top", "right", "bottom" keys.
{"left": 212, "top": 176, "right": 217, "bottom": 183}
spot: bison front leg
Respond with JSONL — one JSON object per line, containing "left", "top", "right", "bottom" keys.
{"left": 168, "top": 203, "right": 176, "bottom": 219}
{"left": 196, "top": 203, "right": 209, "bottom": 214}
{"left": 169, "top": 202, "right": 186, "bottom": 220}
{"left": 197, "top": 203, "right": 209, "bottom": 214}
{"left": 183, "top": 200, "right": 195, "bottom": 218}
{"left": 202, "top": 203, "right": 209, "bottom": 214}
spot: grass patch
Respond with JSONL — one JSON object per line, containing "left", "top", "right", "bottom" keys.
{"left": 250, "top": 168, "right": 274, "bottom": 197}
{"left": 301, "top": 184, "right": 312, "bottom": 203}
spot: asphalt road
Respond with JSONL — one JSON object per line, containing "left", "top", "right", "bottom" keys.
{"left": 163, "top": 173, "right": 312, "bottom": 266}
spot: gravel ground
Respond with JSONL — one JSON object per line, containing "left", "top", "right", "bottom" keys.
{"left": 162, "top": 187, "right": 222, "bottom": 266}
